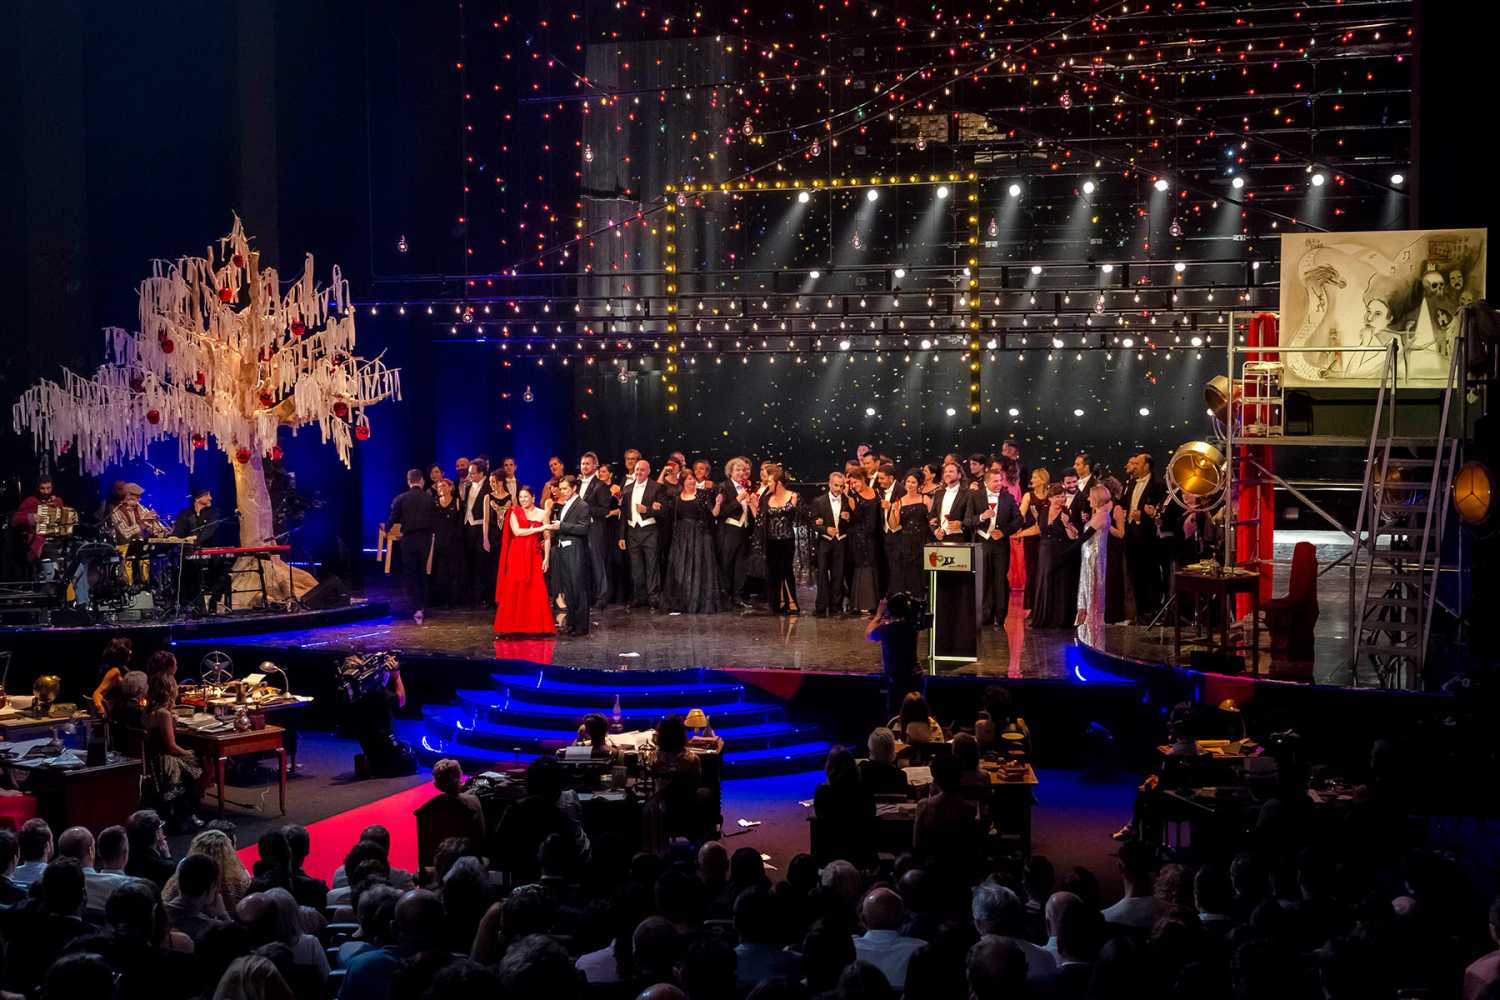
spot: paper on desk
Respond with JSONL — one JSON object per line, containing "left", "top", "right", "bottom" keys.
{"left": 37, "top": 749, "right": 85, "bottom": 769}
{"left": 904, "top": 766, "right": 933, "bottom": 787}
{"left": 0, "top": 737, "right": 54, "bottom": 758}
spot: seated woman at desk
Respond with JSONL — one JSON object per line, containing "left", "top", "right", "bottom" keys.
{"left": 572, "top": 712, "right": 621, "bottom": 759}
{"left": 891, "top": 692, "right": 944, "bottom": 744}
{"left": 646, "top": 716, "right": 703, "bottom": 847}
{"left": 814, "top": 746, "right": 875, "bottom": 867}
{"left": 143, "top": 673, "right": 205, "bottom": 832}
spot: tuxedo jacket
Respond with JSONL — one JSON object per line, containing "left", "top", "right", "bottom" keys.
{"left": 929, "top": 486, "right": 981, "bottom": 541}
{"left": 578, "top": 476, "right": 611, "bottom": 521}
{"left": 716, "top": 480, "right": 757, "bottom": 529}
{"left": 618, "top": 479, "right": 670, "bottom": 541}
{"left": 1122, "top": 476, "right": 1167, "bottom": 540}
{"left": 807, "top": 493, "right": 854, "bottom": 547}
{"left": 1068, "top": 477, "right": 1095, "bottom": 529}
{"left": 457, "top": 478, "right": 491, "bottom": 527}
{"left": 973, "top": 489, "right": 1023, "bottom": 542}
{"left": 552, "top": 496, "right": 593, "bottom": 544}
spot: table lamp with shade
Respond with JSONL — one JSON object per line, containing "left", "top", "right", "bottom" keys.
{"left": 1218, "top": 698, "right": 1250, "bottom": 753}
{"left": 684, "top": 708, "right": 712, "bottom": 739}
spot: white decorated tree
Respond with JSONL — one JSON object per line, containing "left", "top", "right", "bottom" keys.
{"left": 12, "top": 216, "right": 400, "bottom": 604}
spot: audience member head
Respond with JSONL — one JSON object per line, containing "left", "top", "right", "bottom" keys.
{"left": 1230, "top": 851, "right": 1267, "bottom": 908}
{"left": 497, "top": 934, "right": 579, "bottom": 999}
{"left": 1061, "top": 866, "right": 1101, "bottom": 910}
{"left": 656, "top": 715, "right": 689, "bottom": 755}
{"left": 146, "top": 672, "right": 179, "bottom": 712}
{"left": 860, "top": 886, "right": 904, "bottom": 932}
{"left": 55, "top": 826, "right": 94, "bottom": 868}
{"left": 432, "top": 758, "right": 465, "bottom": 795}
{"left": 431, "top": 837, "right": 479, "bottom": 880}
{"left": 897, "top": 692, "right": 931, "bottom": 732}
{"left": 1022, "top": 854, "right": 1055, "bottom": 906}
{"left": 1117, "top": 840, "right": 1158, "bottom": 897}
{"left": 213, "top": 955, "right": 296, "bottom": 1000}
{"left": 393, "top": 888, "right": 445, "bottom": 955}
{"left": 45, "top": 953, "right": 115, "bottom": 999}
{"left": 696, "top": 841, "right": 728, "bottom": 885}
{"left": 354, "top": 883, "right": 401, "bottom": 946}
{"left": 280, "top": 824, "right": 310, "bottom": 869}
{"left": 655, "top": 869, "right": 703, "bottom": 928}
{"left": 972, "top": 881, "right": 1025, "bottom": 937}
{"left": 1050, "top": 891, "right": 1101, "bottom": 963}
{"left": 95, "top": 825, "right": 129, "bottom": 871}
{"left": 966, "top": 936, "right": 1028, "bottom": 1000}
{"left": 824, "top": 745, "right": 859, "bottom": 787}
{"left": 1155, "top": 861, "right": 1195, "bottom": 910}
{"left": 833, "top": 961, "right": 896, "bottom": 999}
{"left": 145, "top": 649, "right": 177, "bottom": 679}
{"left": 930, "top": 754, "right": 962, "bottom": 795}
{"left": 952, "top": 732, "right": 980, "bottom": 772}
{"left": 819, "top": 860, "right": 863, "bottom": 914}
{"left": 867, "top": 727, "right": 897, "bottom": 764}
{"left": 583, "top": 713, "right": 610, "bottom": 747}
{"left": 733, "top": 885, "right": 779, "bottom": 945}
{"left": 41, "top": 858, "right": 87, "bottom": 916}
{"left": 1195, "top": 864, "right": 1233, "bottom": 917}
{"left": 802, "top": 919, "right": 857, "bottom": 994}
{"left": 679, "top": 938, "right": 736, "bottom": 1000}
{"left": 19, "top": 817, "right": 53, "bottom": 864}
{"left": 730, "top": 847, "right": 769, "bottom": 891}
{"left": 256, "top": 829, "right": 291, "bottom": 870}
{"left": 1089, "top": 936, "right": 1148, "bottom": 999}
{"left": 177, "top": 852, "right": 221, "bottom": 904}
{"left": 104, "top": 878, "right": 158, "bottom": 940}
{"left": 632, "top": 916, "right": 682, "bottom": 984}
{"left": 524, "top": 757, "right": 564, "bottom": 802}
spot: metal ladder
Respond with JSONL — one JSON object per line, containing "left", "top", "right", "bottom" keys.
{"left": 1350, "top": 335, "right": 1463, "bottom": 688}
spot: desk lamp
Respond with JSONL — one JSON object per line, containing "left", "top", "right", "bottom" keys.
{"left": 1218, "top": 698, "right": 1249, "bottom": 753}
{"left": 684, "top": 708, "right": 711, "bottom": 739}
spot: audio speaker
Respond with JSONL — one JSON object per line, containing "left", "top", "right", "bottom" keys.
{"left": 300, "top": 575, "right": 351, "bottom": 610}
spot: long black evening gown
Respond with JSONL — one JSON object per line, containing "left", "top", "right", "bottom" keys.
{"left": 665, "top": 492, "right": 724, "bottom": 613}
{"left": 888, "top": 502, "right": 930, "bottom": 600}
{"left": 847, "top": 491, "right": 881, "bottom": 612}
{"left": 1029, "top": 509, "right": 1078, "bottom": 628}
{"left": 763, "top": 497, "right": 800, "bottom": 614}
{"left": 431, "top": 499, "right": 466, "bottom": 607}
{"left": 1021, "top": 492, "right": 1044, "bottom": 612}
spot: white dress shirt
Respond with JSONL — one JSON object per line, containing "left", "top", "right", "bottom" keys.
{"left": 1129, "top": 476, "right": 1149, "bottom": 514}
{"left": 828, "top": 494, "right": 843, "bottom": 538}
{"left": 725, "top": 480, "right": 751, "bottom": 527}
{"left": 557, "top": 497, "right": 577, "bottom": 546}
{"left": 463, "top": 480, "right": 484, "bottom": 525}
{"left": 629, "top": 481, "right": 655, "bottom": 527}
{"left": 940, "top": 484, "right": 962, "bottom": 524}
{"left": 852, "top": 929, "right": 925, "bottom": 990}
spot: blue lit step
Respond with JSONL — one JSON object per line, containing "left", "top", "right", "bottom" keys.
{"left": 720, "top": 740, "right": 834, "bottom": 778}
{"left": 423, "top": 707, "right": 820, "bottom": 753}
{"left": 450, "top": 691, "right": 784, "bottom": 728}
{"left": 488, "top": 671, "right": 746, "bottom": 707}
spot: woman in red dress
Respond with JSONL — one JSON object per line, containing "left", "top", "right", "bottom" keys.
{"left": 493, "top": 486, "right": 556, "bottom": 635}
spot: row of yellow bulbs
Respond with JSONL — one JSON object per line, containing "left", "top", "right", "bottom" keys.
{"left": 664, "top": 172, "right": 978, "bottom": 194}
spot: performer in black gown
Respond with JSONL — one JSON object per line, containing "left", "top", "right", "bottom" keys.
{"left": 665, "top": 470, "right": 724, "bottom": 613}
{"left": 430, "top": 479, "right": 467, "bottom": 608}
{"left": 886, "top": 472, "right": 931, "bottom": 600}
{"left": 1029, "top": 485, "right": 1080, "bottom": 629}
{"left": 845, "top": 469, "right": 881, "bottom": 614}
{"left": 1017, "top": 469, "right": 1050, "bottom": 617}
{"left": 760, "top": 464, "right": 800, "bottom": 615}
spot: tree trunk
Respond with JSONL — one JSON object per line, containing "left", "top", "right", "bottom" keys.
{"left": 230, "top": 451, "right": 317, "bottom": 606}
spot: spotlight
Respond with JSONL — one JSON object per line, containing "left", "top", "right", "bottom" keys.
{"left": 1122, "top": 337, "right": 1135, "bottom": 348}
{"left": 1030, "top": 265, "right": 1043, "bottom": 275}
{"left": 1310, "top": 171, "right": 1326, "bottom": 187}
{"left": 1101, "top": 264, "right": 1114, "bottom": 274}
{"left": 1154, "top": 178, "right": 1170, "bottom": 192}
{"left": 866, "top": 188, "right": 880, "bottom": 202}
{"left": 1082, "top": 180, "right": 1096, "bottom": 195}
{"left": 1008, "top": 182, "right": 1022, "bottom": 198}
{"left": 1390, "top": 172, "right": 1405, "bottom": 186}
{"left": 1073, "top": 408, "right": 1085, "bottom": 417}
{"left": 1174, "top": 262, "right": 1186, "bottom": 273}
{"left": 945, "top": 407, "right": 956, "bottom": 417}
{"left": 865, "top": 406, "right": 877, "bottom": 417}
{"left": 809, "top": 270, "right": 820, "bottom": 279}
{"left": 936, "top": 185, "right": 950, "bottom": 200}
{"left": 839, "top": 339, "right": 851, "bottom": 351}
{"left": 1231, "top": 176, "right": 1245, "bottom": 190}
{"left": 1190, "top": 336, "right": 1203, "bottom": 347}
{"left": 893, "top": 267, "right": 906, "bottom": 279}
{"left": 1008, "top": 407, "right": 1020, "bottom": 417}
{"left": 798, "top": 190, "right": 811, "bottom": 203}
{"left": 920, "top": 339, "right": 932, "bottom": 349}
{"left": 1139, "top": 407, "right": 1151, "bottom": 416}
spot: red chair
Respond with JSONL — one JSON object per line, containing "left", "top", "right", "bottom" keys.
{"left": 1265, "top": 540, "right": 1319, "bottom": 659}
{"left": 0, "top": 792, "right": 40, "bottom": 830}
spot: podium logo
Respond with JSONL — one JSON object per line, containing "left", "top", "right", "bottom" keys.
{"left": 928, "top": 552, "right": 957, "bottom": 568}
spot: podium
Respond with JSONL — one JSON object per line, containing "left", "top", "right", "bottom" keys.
{"left": 924, "top": 542, "right": 983, "bottom": 666}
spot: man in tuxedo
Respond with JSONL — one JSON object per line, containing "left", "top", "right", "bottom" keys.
{"left": 716, "top": 456, "right": 756, "bottom": 608}
{"left": 389, "top": 469, "right": 438, "bottom": 624}
{"left": 619, "top": 460, "right": 668, "bottom": 610}
{"left": 931, "top": 460, "right": 977, "bottom": 542}
{"left": 1123, "top": 452, "right": 1168, "bottom": 619}
{"left": 576, "top": 452, "right": 611, "bottom": 606}
{"left": 809, "top": 471, "right": 851, "bottom": 616}
{"left": 874, "top": 462, "right": 901, "bottom": 596}
{"left": 1068, "top": 452, "right": 1095, "bottom": 530}
{"left": 976, "top": 468, "right": 1023, "bottom": 628}
{"left": 457, "top": 459, "right": 491, "bottom": 606}
{"left": 547, "top": 476, "right": 592, "bottom": 635}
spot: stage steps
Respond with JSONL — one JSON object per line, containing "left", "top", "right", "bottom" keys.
{"left": 417, "top": 666, "right": 831, "bottom": 778}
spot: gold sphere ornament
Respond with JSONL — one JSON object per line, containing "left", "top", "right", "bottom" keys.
{"left": 1453, "top": 461, "right": 1493, "bottom": 525}
{"left": 31, "top": 675, "right": 62, "bottom": 717}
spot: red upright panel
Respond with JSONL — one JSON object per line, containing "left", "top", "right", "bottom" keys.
{"left": 1235, "top": 313, "right": 1278, "bottom": 617}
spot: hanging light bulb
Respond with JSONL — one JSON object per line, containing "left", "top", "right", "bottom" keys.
{"left": 675, "top": 191, "right": 687, "bottom": 207}
{"left": 582, "top": 144, "right": 594, "bottom": 163}
{"left": 810, "top": 137, "right": 821, "bottom": 157}
{"left": 986, "top": 217, "right": 999, "bottom": 238}
{"left": 851, "top": 230, "right": 863, "bottom": 250}
{"left": 396, "top": 234, "right": 409, "bottom": 254}
{"left": 522, "top": 385, "right": 535, "bottom": 403}
{"left": 742, "top": 118, "right": 754, "bottom": 136}
{"left": 1059, "top": 91, "right": 1072, "bottom": 109}
{"left": 1169, "top": 218, "right": 1183, "bottom": 237}
{"left": 915, "top": 133, "right": 927, "bottom": 151}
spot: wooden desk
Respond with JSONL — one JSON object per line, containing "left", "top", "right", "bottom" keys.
{"left": 177, "top": 725, "right": 287, "bottom": 817}
{"left": 1173, "top": 568, "right": 1261, "bottom": 664}
{"left": 0, "top": 712, "right": 92, "bottom": 743}
{"left": 6, "top": 755, "right": 142, "bottom": 833}
{"left": 871, "top": 762, "right": 1040, "bottom": 856}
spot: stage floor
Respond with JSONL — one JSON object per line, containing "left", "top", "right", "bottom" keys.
{"left": 199, "top": 589, "right": 1084, "bottom": 680}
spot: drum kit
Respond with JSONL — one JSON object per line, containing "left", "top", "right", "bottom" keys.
{"left": 28, "top": 502, "right": 189, "bottom": 619}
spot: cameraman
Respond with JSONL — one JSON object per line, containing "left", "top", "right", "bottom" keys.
{"left": 867, "top": 592, "right": 929, "bottom": 716}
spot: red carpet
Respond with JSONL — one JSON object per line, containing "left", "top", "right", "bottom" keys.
{"left": 237, "top": 782, "right": 433, "bottom": 883}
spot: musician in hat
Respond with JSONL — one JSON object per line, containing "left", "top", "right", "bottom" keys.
{"left": 109, "top": 483, "right": 168, "bottom": 543}
{"left": 174, "top": 488, "right": 228, "bottom": 611}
